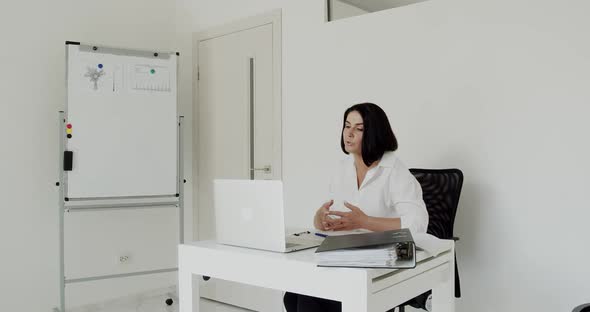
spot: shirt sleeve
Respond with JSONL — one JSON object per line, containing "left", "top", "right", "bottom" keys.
{"left": 390, "top": 164, "right": 429, "bottom": 234}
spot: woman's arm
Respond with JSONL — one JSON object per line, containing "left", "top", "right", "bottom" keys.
{"left": 326, "top": 175, "right": 428, "bottom": 232}
{"left": 327, "top": 202, "right": 402, "bottom": 231}
{"left": 327, "top": 199, "right": 418, "bottom": 232}
{"left": 363, "top": 216, "right": 402, "bottom": 232}
{"left": 390, "top": 167, "right": 429, "bottom": 233}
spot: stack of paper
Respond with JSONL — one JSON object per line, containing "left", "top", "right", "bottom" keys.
{"left": 413, "top": 233, "right": 449, "bottom": 258}
{"left": 315, "top": 229, "right": 416, "bottom": 269}
{"left": 315, "top": 245, "right": 400, "bottom": 268}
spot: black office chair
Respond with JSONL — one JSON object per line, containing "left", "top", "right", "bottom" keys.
{"left": 396, "top": 168, "right": 464, "bottom": 312}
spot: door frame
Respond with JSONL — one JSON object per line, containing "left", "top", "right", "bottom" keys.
{"left": 192, "top": 9, "right": 283, "bottom": 241}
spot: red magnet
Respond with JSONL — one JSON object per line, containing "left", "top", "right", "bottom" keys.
{"left": 67, "top": 124, "right": 72, "bottom": 129}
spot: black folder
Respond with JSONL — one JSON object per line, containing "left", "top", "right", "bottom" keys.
{"left": 316, "top": 228, "right": 414, "bottom": 252}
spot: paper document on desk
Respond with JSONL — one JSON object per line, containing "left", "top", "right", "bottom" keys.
{"left": 315, "top": 229, "right": 416, "bottom": 269}
{"left": 413, "top": 233, "right": 449, "bottom": 258}
{"left": 316, "top": 245, "right": 413, "bottom": 268}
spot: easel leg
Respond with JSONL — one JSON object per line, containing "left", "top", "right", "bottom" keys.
{"left": 342, "top": 298, "right": 368, "bottom": 312}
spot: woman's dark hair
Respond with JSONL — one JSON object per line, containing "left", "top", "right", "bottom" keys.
{"left": 340, "top": 102, "right": 398, "bottom": 167}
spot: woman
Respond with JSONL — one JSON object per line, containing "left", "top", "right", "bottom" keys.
{"left": 284, "top": 103, "right": 429, "bottom": 312}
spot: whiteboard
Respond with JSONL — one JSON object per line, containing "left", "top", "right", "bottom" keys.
{"left": 66, "top": 44, "right": 178, "bottom": 198}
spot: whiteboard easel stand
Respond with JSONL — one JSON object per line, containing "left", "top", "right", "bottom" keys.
{"left": 55, "top": 110, "right": 184, "bottom": 312}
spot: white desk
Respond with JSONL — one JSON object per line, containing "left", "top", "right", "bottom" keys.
{"left": 179, "top": 240, "right": 455, "bottom": 312}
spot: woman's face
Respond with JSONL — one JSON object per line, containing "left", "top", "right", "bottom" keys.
{"left": 343, "top": 110, "right": 364, "bottom": 155}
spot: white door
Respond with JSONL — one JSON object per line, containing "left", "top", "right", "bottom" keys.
{"left": 194, "top": 13, "right": 283, "bottom": 312}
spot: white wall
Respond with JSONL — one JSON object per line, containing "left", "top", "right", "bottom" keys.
{"left": 190, "top": 0, "right": 590, "bottom": 311}
{"left": 331, "top": 0, "right": 368, "bottom": 21}
{"left": 0, "top": 1, "right": 193, "bottom": 311}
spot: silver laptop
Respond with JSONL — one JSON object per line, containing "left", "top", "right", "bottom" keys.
{"left": 214, "top": 179, "right": 320, "bottom": 253}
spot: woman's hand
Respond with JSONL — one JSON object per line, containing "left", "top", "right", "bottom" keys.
{"left": 327, "top": 202, "right": 369, "bottom": 231}
{"left": 314, "top": 200, "right": 334, "bottom": 230}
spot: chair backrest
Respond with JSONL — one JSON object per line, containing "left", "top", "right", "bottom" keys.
{"left": 409, "top": 168, "right": 463, "bottom": 240}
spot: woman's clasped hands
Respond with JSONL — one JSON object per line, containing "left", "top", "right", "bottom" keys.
{"left": 315, "top": 200, "right": 369, "bottom": 231}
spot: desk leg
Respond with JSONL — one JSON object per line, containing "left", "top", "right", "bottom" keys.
{"left": 432, "top": 248, "right": 455, "bottom": 312}
{"left": 342, "top": 299, "right": 368, "bottom": 312}
{"left": 342, "top": 301, "right": 367, "bottom": 312}
{"left": 179, "top": 267, "right": 198, "bottom": 312}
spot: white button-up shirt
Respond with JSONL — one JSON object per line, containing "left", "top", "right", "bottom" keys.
{"left": 328, "top": 151, "right": 429, "bottom": 233}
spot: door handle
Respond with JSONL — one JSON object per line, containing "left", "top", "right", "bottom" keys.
{"left": 250, "top": 165, "right": 272, "bottom": 174}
